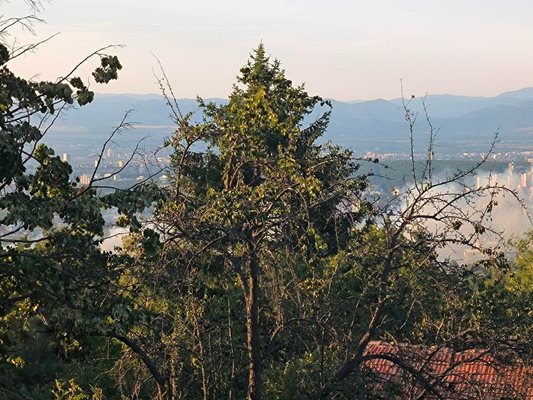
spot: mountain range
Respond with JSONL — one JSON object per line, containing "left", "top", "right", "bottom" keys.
{"left": 46, "top": 88, "right": 533, "bottom": 155}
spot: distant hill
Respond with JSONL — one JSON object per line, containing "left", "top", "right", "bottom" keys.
{"left": 45, "top": 88, "right": 533, "bottom": 155}
{"left": 496, "top": 87, "right": 533, "bottom": 100}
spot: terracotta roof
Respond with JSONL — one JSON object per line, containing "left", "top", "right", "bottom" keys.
{"left": 362, "top": 341, "right": 533, "bottom": 399}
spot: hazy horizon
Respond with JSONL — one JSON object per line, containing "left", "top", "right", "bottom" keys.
{"left": 90, "top": 86, "right": 533, "bottom": 103}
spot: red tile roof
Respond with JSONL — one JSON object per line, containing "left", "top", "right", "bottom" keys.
{"left": 362, "top": 341, "right": 533, "bottom": 399}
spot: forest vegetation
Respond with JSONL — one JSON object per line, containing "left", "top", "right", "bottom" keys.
{"left": 0, "top": 6, "right": 531, "bottom": 400}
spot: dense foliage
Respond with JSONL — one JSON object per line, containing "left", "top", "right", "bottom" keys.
{"left": 0, "top": 14, "right": 151, "bottom": 399}
{"left": 0, "top": 13, "right": 531, "bottom": 400}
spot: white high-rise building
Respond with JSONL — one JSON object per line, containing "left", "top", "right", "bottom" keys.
{"left": 520, "top": 173, "right": 527, "bottom": 188}
{"left": 79, "top": 174, "right": 91, "bottom": 185}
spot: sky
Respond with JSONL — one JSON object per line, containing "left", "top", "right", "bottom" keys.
{"left": 3, "top": 0, "right": 533, "bottom": 101}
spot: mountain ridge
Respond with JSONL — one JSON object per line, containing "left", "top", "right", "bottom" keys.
{"left": 46, "top": 88, "right": 533, "bottom": 154}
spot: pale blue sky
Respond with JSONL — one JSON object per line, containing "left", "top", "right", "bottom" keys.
{"left": 4, "top": 0, "right": 533, "bottom": 100}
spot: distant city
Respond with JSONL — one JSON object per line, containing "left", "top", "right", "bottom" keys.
{"left": 57, "top": 145, "right": 533, "bottom": 200}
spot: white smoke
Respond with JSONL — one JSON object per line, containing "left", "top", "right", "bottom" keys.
{"left": 100, "top": 226, "right": 129, "bottom": 252}
{"left": 384, "top": 167, "right": 532, "bottom": 263}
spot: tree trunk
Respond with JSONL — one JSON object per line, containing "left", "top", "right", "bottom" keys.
{"left": 245, "top": 252, "right": 262, "bottom": 400}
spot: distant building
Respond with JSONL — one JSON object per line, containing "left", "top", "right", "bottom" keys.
{"left": 520, "top": 173, "right": 528, "bottom": 188}
{"left": 79, "top": 174, "right": 91, "bottom": 185}
{"left": 62, "top": 153, "right": 68, "bottom": 163}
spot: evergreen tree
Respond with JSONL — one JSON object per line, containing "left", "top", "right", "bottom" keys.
{"left": 155, "top": 43, "right": 368, "bottom": 400}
